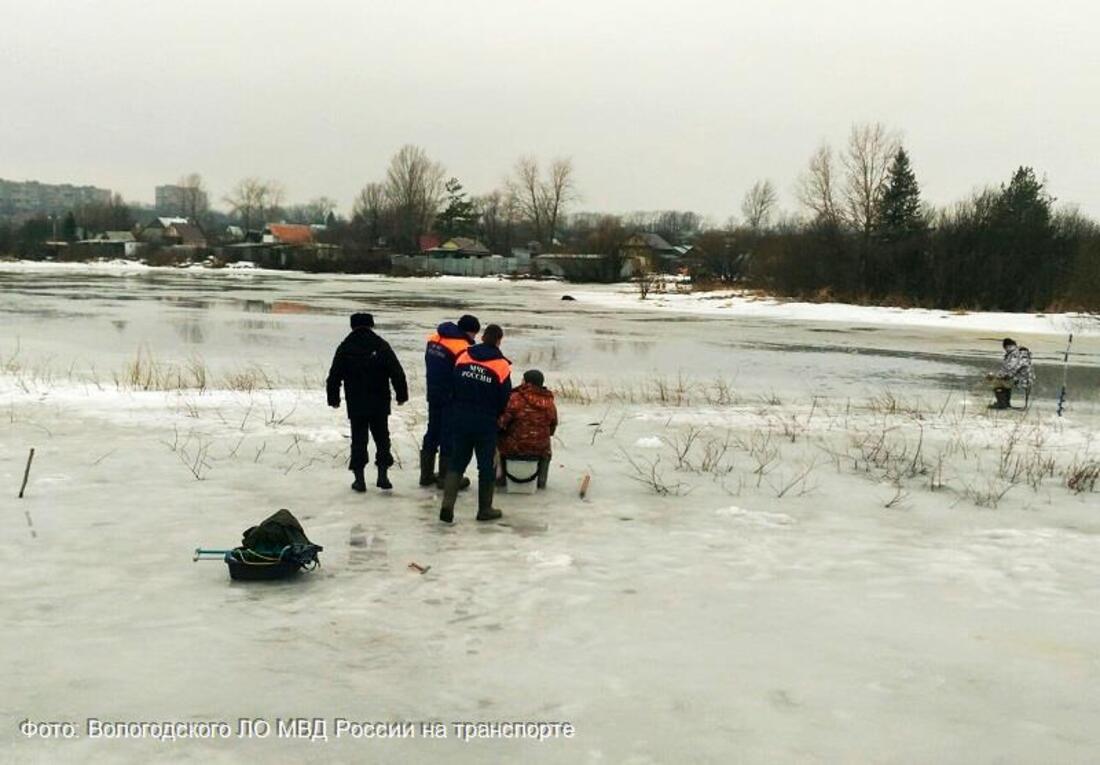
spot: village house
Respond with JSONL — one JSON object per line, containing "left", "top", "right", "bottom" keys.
{"left": 139, "top": 217, "right": 208, "bottom": 248}
{"left": 263, "top": 223, "right": 314, "bottom": 246}
{"left": 619, "top": 232, "right": 682, "bottom": 271}
{"left": 391, "top": 236, "right": 513, "bottom": 276}
{"left": 533, "top": 252, "right": 637, "bottom": 282}
{"left": 424, "top": 237, "right": 491, "bottom": 258}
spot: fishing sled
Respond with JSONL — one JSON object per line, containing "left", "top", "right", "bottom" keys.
{"left": 194, "top": 509, "right": 322, "bottom": 581}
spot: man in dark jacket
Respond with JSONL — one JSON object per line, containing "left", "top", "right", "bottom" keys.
{"left": 420, "top": 314, "right": 480, "bottom": 488}
{"left": 327, "top": 312, "right": 408, "bottom": 493}
{"left": 440, "top": 324, "right": 512, "bottom": 523}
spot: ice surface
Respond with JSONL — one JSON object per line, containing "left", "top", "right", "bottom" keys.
{"left": 3, "top": 264, "right": 1100, "bottom": 762}
{"left": 571, "top": 280, "right": 1099, "bottom": 337}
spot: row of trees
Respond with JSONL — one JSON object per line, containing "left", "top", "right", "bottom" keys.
{"left": 347, "top": 146, "right": 577, "bottom": 254}
{"left": 5, "top": 127, "right": 1099, "bottom": 311}
{"left": 0, "top": 193, "right": 137, "bottom": 255}
{"left": 707, "top": 122, "right": 1099, "bottom": 311}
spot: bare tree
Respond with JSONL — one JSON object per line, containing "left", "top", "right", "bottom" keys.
{"left": 303, "top": 196, "right": 339, "bottom": 223}
{"left": 224, "top": 178, "right": 284, "bottom": 231}
{"left": 76, "top": 192, "right": 133, "bottom": 234}
{"left": 544, "top": 158, "right": 577, "bottom": 250}
{"left": 510, "top": 156, "right": 545, "bottom": 246}
{"left": 265, "top": 181, "right": 286, "bottom": 221}
{"left": 352, "top": 182, "right": 389, "bottom": 245}
{"left": 620, "top": 210, "right": 703, "bottom": 242}
{"left": 224, "top": 178, "right": 264, "bottom": 232}
{"left": 382, "top": 145, "right": 446, "bottom": 252}
{"left": 740, "top": 179, "right": 778, "bottom": 231}
{"left": 842, "top": 122, "right": 900, "bottom": 238}
{"left": 508, "top": 155, "right": 577, "bottom": 250}
{"left": 476, "top": 188, "right": 519, "bottom": 254}
{"left": 177, "top": 173, "right": 208, "bottom": 221}
{"left": 796, "top": 145, "right": 841, "bottom": 226}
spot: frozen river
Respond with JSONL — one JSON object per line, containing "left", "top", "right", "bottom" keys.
{"left": 3, "top": 264, "right": 1097, "bottom": 402}
{"left": 3, "top": 264, "right": 1100, "bottom": 763}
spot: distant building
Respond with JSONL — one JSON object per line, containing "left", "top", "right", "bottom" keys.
{"left": 424, "top": 237, "right": 491, "bottom": 258}
{"left": 263, "top": 223, "right": 314, "bottom": 245}
{"left": 418, "top": 233, "right": 442, "bottom": 252}
{"left": 139, "top": 217, "right": 207, "bottom": 248}
{"left": 620, "top": 232, "right": 678, "bottom": 263}
{"left": 0, "top": 177, "right": 111, "bottom": 218}
{"left": 534, "top": 253, "right": 636, "bottom": 282}
{"left": 70, "top": 231, "right": 141, "bottom": 259}
{"left": 155, "top": 184, "right": 208, "bottom": 217}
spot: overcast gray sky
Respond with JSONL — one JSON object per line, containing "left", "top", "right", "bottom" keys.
{"left": 2, "top": 0, "right": 1097, "bottom": 220}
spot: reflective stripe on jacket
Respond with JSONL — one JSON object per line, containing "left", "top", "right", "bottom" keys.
{"left": 453, "top": 344, "right": 512, "bottom": 417}
{"left": 424, "top": 321, "right": 472, "bottom": 403}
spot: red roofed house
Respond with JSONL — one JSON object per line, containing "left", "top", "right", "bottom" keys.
{"left": 263, "top": 224, "right": 314, "bottom": 246}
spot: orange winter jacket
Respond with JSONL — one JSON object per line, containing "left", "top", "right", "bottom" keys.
{"left": 497, "top": 384, "right": 558, "bottom": 458}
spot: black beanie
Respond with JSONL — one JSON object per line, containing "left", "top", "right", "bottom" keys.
{"left": 350, "top": 312, "right": 374, "bottom": 329}
{"left": 523, "top": 369, "right": 545, "bottom": 387}
{"left": 457, "top": 314, "right": 480, "bottom": 333}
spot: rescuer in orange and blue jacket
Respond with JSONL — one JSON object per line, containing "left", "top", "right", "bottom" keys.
{"left": 439, "top": 323, "right": 512, "bottom": 523}
{"left": 419, "top": 314, "right": 480, "bottom": 488}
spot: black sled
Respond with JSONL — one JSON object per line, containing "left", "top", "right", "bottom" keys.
{"left": 194, "top": 509, "right": 323, "bottom": 581}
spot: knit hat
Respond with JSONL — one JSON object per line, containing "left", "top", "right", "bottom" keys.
{"left": 457, "top": 314, "right": 481, "bottom": 334}
{"left": 523, "top": 369, "right": 545, "bottom": 387}
{"left": 350, "top": 312, "right": 374, "bottom": 329}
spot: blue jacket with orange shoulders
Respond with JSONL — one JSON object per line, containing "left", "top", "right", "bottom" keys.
{"left": 425, "top": 321, "right": 473, "bottom": 403}
{"left": 452, "top": 343, "right": 512, "bottom": 418}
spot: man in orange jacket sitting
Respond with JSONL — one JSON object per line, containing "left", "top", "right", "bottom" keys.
{"left": 497, "top": 369, "right": 557, "bottom": 490}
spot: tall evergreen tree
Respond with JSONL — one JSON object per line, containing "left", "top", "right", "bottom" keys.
{"left": 61, "top": 211, "right": 78, "bottom": 242}
{"left": 987, "top": 166, "right": 1057, "bottom": 309}
{"left": 876, "top": 147, "right": 924, "bottom": 241}
{"left": 436, "top": 177, "right": 478, "bottom": 238}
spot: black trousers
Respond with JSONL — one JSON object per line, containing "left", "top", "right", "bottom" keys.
{"left": 447, "top": 416, "right": 497, "bottom": 483}
{"left": 349, "top": 412, "right": 392, "bottom": 471}
{"left": 421, "top": 401, "right": 453, "bottom": 461}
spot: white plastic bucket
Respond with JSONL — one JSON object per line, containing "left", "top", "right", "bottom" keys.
{"left": 504, "top": 458, "right": 540, "bottom": 494}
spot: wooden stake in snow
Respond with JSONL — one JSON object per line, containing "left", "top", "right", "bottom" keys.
{"left": 18, "top": 448, "right": 35, "bottom": 499}
{"left": 579, "top": 473, "right": 591, "bottom": 499}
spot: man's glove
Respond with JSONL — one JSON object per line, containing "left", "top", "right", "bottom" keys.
{"left": 328, "top": 395, "right": 340, "bottom": 409}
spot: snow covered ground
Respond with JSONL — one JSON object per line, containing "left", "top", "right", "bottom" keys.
{"left": 570, "top": 280, "right": 1098, "bottom": 337}
{"left": 3, "top": 264, "right": 1100, "bottom": 762}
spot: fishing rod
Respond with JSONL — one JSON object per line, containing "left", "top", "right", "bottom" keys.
{"left": 1057, "top": 333, "right": 1073, "bottom": 417}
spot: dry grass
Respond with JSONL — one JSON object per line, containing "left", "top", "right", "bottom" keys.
{"left": 553, "top": 375, "right": 740, "bottom": 407}
{"left": 609, "top": 385, "right": 1100, "bottom": 508}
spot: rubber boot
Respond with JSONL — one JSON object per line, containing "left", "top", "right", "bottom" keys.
{"left": 376, "top": 465, "right": 392, "bottom": 490}
{"left": 419, "top": 450, "right": 437, "bottom": 487}
{"left": 990, "top": 387, "right": 1011, "bottom": 410}
{"left": 476, "top": 479, "right": 503, "bottom": 521}
{"left": 439, "top": 471, "right": 462, "bottom": 524}
{"left": 351, "top": 467, "right": 366, "bottom": 493}
{"left": 536, "top": 457, "right": 550, "bottom": 490}
{"left": 436, "top": 465, "right": 471, "bottom": 491}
